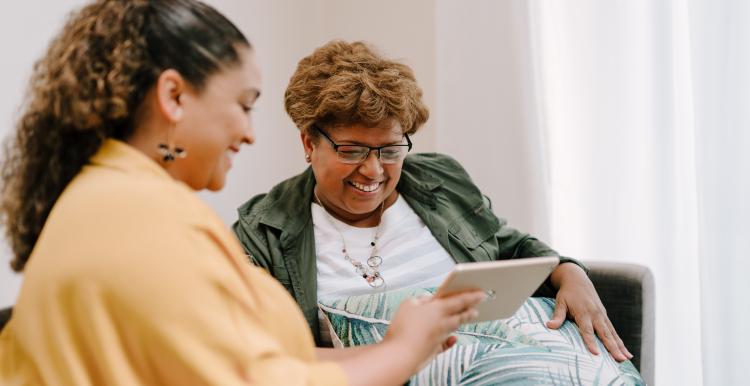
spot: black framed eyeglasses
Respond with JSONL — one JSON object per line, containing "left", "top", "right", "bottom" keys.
{"left": 314, "top": 125, "right": 412, "bottom": 164}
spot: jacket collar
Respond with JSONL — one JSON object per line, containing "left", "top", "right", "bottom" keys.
{"left": 89, "top": 139, "right": 174, "bottom": 182}
{"left": 256, "top": 167, "right": 317, "bottom": 241}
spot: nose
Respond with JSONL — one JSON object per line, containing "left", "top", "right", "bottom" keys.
{"left": 357, "top": 149, "right": 383, "bottom": 177}
{"left": 242, "top": 121, "right": 255, "bottom": 145}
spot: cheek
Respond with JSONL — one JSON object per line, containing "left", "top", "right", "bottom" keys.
{"left": 321, "top": 165, "right": 350, "bottom": 185}
{"left": 385, "top": 164, "right": 402, "bottom": 185}
{"left": 229, "top": 111, "right": 248, "bottom": 134}
{"left": 199, "top": 105, "right": 242, "bottom": 137}
{"left": 202, "top": 110, "right": 241, "bottom": 154}
{"left": 314, "top": 161, "right": 353, "bottom": 188}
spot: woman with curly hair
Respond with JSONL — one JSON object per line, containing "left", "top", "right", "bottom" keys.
{"left": 0, "top": 2, "right": 484, "bottom": 385}
{"left": 233, "top": 40, "right": 645, "bottom": 385}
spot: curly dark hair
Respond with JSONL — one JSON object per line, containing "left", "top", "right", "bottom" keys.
{"left": 0, "top": 0, "right": 250, "bottom": 272}
{"left": 284, "top": 40, "right": 429, "bottom": 136}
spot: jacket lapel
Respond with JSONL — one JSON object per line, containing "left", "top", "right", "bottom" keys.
{"left": 398, "top": 159, "right": 457, "bottom": 261}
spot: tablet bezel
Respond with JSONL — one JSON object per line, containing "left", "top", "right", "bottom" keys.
{"left": 435, "top": 256, "right": 560, "bottom": 322}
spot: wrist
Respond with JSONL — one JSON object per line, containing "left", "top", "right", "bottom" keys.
{"left": 380, "top": 339, "right": 424, "bottom": 379}
{"left": 550, "top": 262, "right": 588, "bottom": 290}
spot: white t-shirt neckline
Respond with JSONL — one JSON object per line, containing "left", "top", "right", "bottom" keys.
{"left": 312, "top": 195, "right": 456, "bottom": 299}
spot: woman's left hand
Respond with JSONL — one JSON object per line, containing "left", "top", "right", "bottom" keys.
{"left": 546, "top": 263, "right": 633, "bottom": 362}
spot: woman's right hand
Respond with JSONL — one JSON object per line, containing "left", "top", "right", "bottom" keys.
{"left": 384, "top": 291, "right": 485, "bottom": 371}
{"left": 334, "top": 291, "right": 484, "bottom": 386}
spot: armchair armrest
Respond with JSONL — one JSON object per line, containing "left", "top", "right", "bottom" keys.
{"left": 587, "top": 261, "right": 654, "bottom": 385}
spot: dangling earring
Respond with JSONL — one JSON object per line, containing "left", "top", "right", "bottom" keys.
{"left": 305, "top": 153, "right": 311, "bottom": 163}
{"left": 158, "top": 106, "right": 187, "bottom": 162}
{"left": 158, "top": 143, "right": 187, "bottom": 162}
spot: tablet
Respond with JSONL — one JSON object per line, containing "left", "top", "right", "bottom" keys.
{"left": 436, "top": 256, "right": 559, "bottom": 322}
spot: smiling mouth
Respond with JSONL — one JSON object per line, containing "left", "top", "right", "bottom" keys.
{"left": 348, "top": 180, "right": 381, "bottom": 192}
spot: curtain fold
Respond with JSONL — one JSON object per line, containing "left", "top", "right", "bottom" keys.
{"left": 528, "top": 2, "right": 703, "bottom": 385}
{"left": 689, "top": 1, "right": 750, "bottom": 384}
{"left": 437, "top": 0, "right": 750, "bottom": 384}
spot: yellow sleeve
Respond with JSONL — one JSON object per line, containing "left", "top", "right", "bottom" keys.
{"left": 80, "top": 224, "right": 348, "bottom": 386}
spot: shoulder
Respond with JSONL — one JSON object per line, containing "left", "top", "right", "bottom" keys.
{"left": 233, "top": 168, "right": 315, "bottom": 265}
{"left": 65, "top": 164, "right": 213, "bottom": 228}
{"left": 404, "top": 152, "right": 466, "bottom": 172}
{"left": 235, "top": 168, "right": 314, "bottom": 227}
{"left": 26, "top": 166, "right": 246, "bottom": 305}
{"left": 401, "top": 152, "right": 478, "bottom": 192}
{"left": 46, "top": 164, "right": 234, "bottom": 268}
{"left": 403, "top": 152, "right": 474, "bottom": 184}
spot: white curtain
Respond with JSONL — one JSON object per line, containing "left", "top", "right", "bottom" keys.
{"left": 437, "top": 0, "right": 749, "bottom": 384}
{"left": 688, "top": 1, "right": 750, "bottom": 384}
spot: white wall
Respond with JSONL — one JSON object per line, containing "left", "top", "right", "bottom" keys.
{"left": 435, "top": 0, "right": 550, "bottom": 239}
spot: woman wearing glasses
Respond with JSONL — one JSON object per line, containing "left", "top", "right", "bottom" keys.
{"left": 233, "top": 40, "right": 644, "bottom": 385}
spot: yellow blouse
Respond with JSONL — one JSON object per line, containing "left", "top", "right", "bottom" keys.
{"left": 0, "top": 140, "right": 347, "bottom": 386}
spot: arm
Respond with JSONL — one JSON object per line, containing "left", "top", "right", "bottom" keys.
{"left": 316, "top": 346, "right": 370, "bottom": 361}
{"left": 426, "top": 155, "right": 628, "bottom": 362}
{"left": 113, "top": 227, "right": 352, "bottom": 386}
{"left": 483, "top": 199, "right": 629, "bottom": 361}
{"left": 491, "top": 218, "right": 587, "bottom": 297}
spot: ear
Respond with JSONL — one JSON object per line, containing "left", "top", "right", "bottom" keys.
{"left": 155, "top": 69, "right": 186, "bottom": 123}
{"left": 300, "top": 129, "right": 318, "bottom": 156}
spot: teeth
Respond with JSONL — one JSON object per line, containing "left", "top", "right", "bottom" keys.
{"left": 350, "top": 181, "right": 380, "bottom": 192}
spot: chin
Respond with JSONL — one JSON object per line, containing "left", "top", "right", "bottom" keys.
{"left": 348, "top": 201, "right": 381, "bottom": 214}
{"left": 182, "top": 173, "right": 225, "bottom": 191}
{"left": 206, "top": 180, "right": 226, "bottom": 191}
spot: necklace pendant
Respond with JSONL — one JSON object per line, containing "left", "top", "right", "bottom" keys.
{"left": 314, "top": 189, "right": 388, "bottom": 290}
{"left": 368, "top": 275, "right": 385, "bottom": 288}
{"left": 367, "top": 255, "right": 382, "bottom": 268}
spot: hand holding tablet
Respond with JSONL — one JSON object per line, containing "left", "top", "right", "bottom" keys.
{"left": 435, "top": 256, "right": 559, "bottom": 322}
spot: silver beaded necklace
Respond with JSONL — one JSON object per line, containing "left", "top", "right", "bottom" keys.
{"left": 313, "top": 190, "right": 386, "bottom": 288}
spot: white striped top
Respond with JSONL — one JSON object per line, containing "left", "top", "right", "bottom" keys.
{"left": 313, "top": 195, "right": 456, "bottom": 300}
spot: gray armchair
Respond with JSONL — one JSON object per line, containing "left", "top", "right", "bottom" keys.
{"left": 587, "top": 261, "right": 654, "bottom": 385}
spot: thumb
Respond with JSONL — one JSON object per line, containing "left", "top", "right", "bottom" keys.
{"left": 546, "top": 299, "right": 567, "bottom": 329}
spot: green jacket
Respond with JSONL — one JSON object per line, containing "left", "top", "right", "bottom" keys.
{"left": 233, "top": 153, "right": 585, "bottom": 345}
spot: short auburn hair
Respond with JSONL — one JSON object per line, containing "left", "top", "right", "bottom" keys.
{"left": 284, "top": 40, "right": 429, "bottom": 136}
